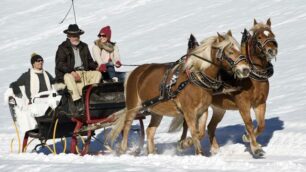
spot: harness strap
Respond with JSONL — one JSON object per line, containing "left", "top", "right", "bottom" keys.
{"left": 189, "top": 71, "right": 222, "bottom": 90}
{"left": 141, "top": 80, "right": 190, "bottom": 112}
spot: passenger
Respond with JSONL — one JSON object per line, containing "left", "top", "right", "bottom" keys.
{"left": 92, "top": 26, "right": 122, "bottom": 82}
{"left": 7, "top": 53, "right": 58, "bottom": 132}
{"left": 10, "top": 53, "right": 55, "bottom": 102}
{"left": 55, "top": 24, "right": 102, "bottom": 111}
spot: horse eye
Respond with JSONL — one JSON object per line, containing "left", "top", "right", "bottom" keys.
{"left": 228, "top": 51, "right": 233, "bottom": 55}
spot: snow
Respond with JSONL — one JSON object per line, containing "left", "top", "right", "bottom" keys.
{"left": 1, "top": 0, "right": 306, "bottom": 171}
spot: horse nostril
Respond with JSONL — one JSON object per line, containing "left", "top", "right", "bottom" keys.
{"left": 243, "top": 68, "right": 250, "bottom": 75}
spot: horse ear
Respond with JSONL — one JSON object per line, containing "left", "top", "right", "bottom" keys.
{"left": 188, "top": 34, "right": 199, "bottom": 50}
{"left": 266, "top": 18, "right": 272, "bottom": 27}
{"left": 217, "top": 32, "right": 225, "bottom": 42}
{"left": 254, "top": 19, "right": 258, "bottom": 26}
{"left": 227, "top": 30, "right": 232, "bottom": 37}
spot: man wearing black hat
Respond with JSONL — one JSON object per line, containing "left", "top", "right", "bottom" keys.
{"left": 10, "top": 53, "right": 55, "bottom": 102}
{"left": 55, "top": 24, "right": 101, "bottom": 109}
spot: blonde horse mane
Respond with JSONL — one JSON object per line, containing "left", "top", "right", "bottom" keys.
{"left": 185, "top": 33, "right": 240, "bottom": 72}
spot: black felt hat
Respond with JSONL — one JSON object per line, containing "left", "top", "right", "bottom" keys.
{"left": 63, "top": 24, "right": 84, "bottom": 35}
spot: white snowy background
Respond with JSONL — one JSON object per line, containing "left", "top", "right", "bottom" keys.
{"left": 1, "top": 0, "right": 306, "bottom": 171}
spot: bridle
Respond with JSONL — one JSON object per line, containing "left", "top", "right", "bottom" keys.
{"left": 251, "top": 28, "right": 278, "bottom": 59}
{"left": 216, "top": 46, "right": 247, "bottom": 72}
{"left": 191, "top": 45, "right": 247, "bottom": 72}
{"left": 246, "top": 28, "right": 277, "bottom": 80}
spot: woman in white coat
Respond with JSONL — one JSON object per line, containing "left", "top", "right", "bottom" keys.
{"left": 92, "top": 26, "right": 122, "bottom": 82}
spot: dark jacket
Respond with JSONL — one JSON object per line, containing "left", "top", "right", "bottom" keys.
{"left": 55, "top": 39, "right": 98, "bottom": 82}
{"left": 10, "top": 69, "right": 55, "bottom": 100}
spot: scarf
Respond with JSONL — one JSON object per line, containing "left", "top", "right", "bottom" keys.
{"left": 30, "top": 68, "right": 51, "bottom": 97}
{"left": 95, "top": 40, "right": 114, "bottom": 53}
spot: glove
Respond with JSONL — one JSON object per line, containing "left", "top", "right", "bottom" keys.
{"left": 115, "top": 61, "right": 122, "bottom": 68}
{"left": 99, "top": 64, "right": 107, "bottom": 72}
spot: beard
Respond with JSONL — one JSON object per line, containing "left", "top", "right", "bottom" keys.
{"left": 71, "top": 40, "right": 80, "bottom": 46}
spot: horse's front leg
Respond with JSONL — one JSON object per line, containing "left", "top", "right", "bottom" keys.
{"left": 178, "top": 111, "right": 208, "bottom": 151}
{"left": 177, "top": 120, "right": 192, "bottom": 150}
{"left": 183, "top": 110, "right": 204, "bottom": 155}
{"left": 254, "top": 103, "right": 266, "bottom": 137}
{"left": 239, "top": 107, "right": 264, "bottom": 158}
{"left": 243, "top": 103, "right": 267, "bottom": 142}
{"left": 146, "top": 114, "right": 163, "bottom": 154}
{"left": 207, "top": 106, "right": 226, "bottom": 155}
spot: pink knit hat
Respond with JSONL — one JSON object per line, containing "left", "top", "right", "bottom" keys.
{"left": 98, "top": 26, "right": 112, "bottom": 41}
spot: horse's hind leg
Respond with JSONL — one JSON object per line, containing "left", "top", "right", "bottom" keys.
{"left": 146, "top": 114, "right": 163, "bottom": 154}
{"left": 120, "top": 108, "right": 139, "bottom": 154}
{"left": 207, "top": 106, "right": 226, "bottom": 155}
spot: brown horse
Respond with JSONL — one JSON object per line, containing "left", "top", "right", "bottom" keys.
{"left": 170, "top": 19, "right": 278, "bottom": 158}
{"left": 108, "top": 31, "right": 250, "bottom": 155}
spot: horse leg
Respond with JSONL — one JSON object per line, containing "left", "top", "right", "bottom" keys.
{"left": 197, "top": 110, "right": 208, "bottom": 139}
{"left": 183, "top": 111, "right": 203, "bottom": 155}
{"left": 119, "top": 108, "right": 139, "bottom": 154}
{"left": 242, "top": 103, "right": 267, "bottom": 143}
{"left": 146, "top": 114, "right": 163, "bottom": 154}
{"left": 177, "top": 120, "right": 193, "bottom": 150}
{"left": 254, "top": 103, "right": 266, "bottom": 138}
{"left": 178, "top": 110, "right": 208, "bottom": 151}
{"left": 207, "top": 106, "right": 226, "bottom": 155}
{"left": 239, "top": 107, "right": 264, "bottom": 157}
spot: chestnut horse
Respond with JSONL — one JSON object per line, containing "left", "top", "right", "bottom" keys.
{"left": 170, "top": 19, "right": 278, "bottom": 158}
{"left": 108, "top": 31, "right": 250, "bottom": 155}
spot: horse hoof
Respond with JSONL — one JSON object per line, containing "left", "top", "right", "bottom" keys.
{"left": 210, "top": 147, "right": 219, "bottom": 155}
{"left": 186, "top": 137, "right": 193, "bottom": 145}
{"left": 242, "top": 134, "right": 250, "bottom": 143}
{"left": 176, "top": 141, "right": 184, "bottom": 152}
{"left": 253, "top": 149, "right": 265, "bottom": 158}
{"left": 195, "top": 151, "right": 204, "bottom": 156}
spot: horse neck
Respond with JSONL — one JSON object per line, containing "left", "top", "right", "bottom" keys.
{"left": 202, "top": 48, "right": 220, "bottom": 78}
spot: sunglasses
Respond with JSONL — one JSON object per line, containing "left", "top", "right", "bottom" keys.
{"left": 36, "top": 59, "right": 44, "bottom": 63}
{"left": 99, "top": 34, "right": 107, "bottom": 38}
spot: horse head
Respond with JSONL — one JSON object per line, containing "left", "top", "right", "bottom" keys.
{"left": 213, "top": 31, "right": 250, "bottom": 78}
{"left": 186, "top": 31, "right": 250, "bottom": 79}
{"left": 250, "top": 18, "right": 278, "bottom": 61}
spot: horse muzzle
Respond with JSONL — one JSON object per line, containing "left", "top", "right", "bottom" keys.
{"left": 265, "top": 48, "right": 278, "bottom": 61}
{"left": 234, "top": 65, "right": 250, "bottom": 78}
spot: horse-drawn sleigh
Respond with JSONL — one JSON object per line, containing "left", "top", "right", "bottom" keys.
{"left": 7, "top": 18, "right": 277, "bottom": 158}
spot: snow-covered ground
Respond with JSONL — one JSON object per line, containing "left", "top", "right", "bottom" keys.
{"left": 1, "top": 0, "right": 306, "bottom": 171}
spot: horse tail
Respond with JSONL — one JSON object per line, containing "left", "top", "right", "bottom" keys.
{"left": 105, "top": 108, "right": 127, "bottom": 145}
{"left": 168, "top": 115, "right": 184, "bottom": 133}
